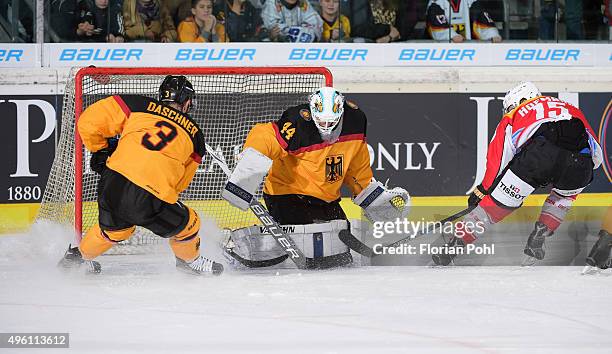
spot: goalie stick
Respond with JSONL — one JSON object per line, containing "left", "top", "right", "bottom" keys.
{"left": 205, "top": 144, "right": 308, "bottom": 269}
{"left": 340, "top": 207, "right": 475, "bottom": 258}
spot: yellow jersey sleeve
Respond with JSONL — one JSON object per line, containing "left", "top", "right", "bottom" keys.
{"left": 78, "top": 96, "right": 129, "bottom": 152}
{"left": 243, "top": 122, "right": 287, "bottom": 161}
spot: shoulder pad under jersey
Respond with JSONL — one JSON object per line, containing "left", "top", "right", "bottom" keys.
{"left": 274, "top": 103, "right": 320, "bottom": 151}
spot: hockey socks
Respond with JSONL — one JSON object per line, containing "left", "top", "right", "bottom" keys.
{"left": 79, "top": 224, "right": 135, "bottom": 260}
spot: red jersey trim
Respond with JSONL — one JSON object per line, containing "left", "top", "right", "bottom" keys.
{"left": 288, "top": 133, "right": 365, "bottom": 155}
{"left": 113, "top": 95, "right": 131, "bottom": 118}
{"left": 272, "top": 122, "right": 289, "bottom": 149}
{"left": 190, "top": 152, "right": 202, "bottom": 164}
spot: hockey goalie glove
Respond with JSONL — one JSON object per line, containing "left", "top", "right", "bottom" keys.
{"left": 353, "top": 179, "right": 411, "bottom": 222}
{"left": 221, "top": 147, "right": 273, "bottom": 211}
{"left": 90, "top": 138, "right": 118, "bottom": 174}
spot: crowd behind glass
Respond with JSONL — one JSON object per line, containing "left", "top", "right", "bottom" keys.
{"left": 2, "top": 0, "right": 611, "bottom": 43}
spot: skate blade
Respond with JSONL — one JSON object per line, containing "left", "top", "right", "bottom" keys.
{"left": 581, "top": 265, "right": 600, "bottom": 275}
{"left": 521, "top": 255, "right": 537, "bottom": 267}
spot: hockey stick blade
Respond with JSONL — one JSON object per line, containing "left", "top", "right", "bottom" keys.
{"left": 205, "top": 144, "right": 308, "bottom": 269}
{"left": 338, "top": 229, "right": 376, "bottom": 258}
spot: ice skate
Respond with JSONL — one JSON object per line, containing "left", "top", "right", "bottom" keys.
{"left": 582, "top": 230, "right": 612, "bottom": 275}
{"left": 57, "top": 245, "right": 101, "bottom": 274}
{"left": 522, "top": 222, "right": 553, "bottom": 266}
{"left": 432, "top": 236, "right": 465, "bottom": 266}
{"left": 176, "top": 255, "right": 224, "bottom": 276}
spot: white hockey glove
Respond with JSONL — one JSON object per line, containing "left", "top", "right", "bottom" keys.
{"left": 353, "top": 179, "right": 411, "bottom": 222}
{"left": 221, "top": 147, "right": 273, "bottom": 211}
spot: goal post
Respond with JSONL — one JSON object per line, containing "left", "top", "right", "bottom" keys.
{"left": 38, "top": 66, "right": 333, "bottom": 251}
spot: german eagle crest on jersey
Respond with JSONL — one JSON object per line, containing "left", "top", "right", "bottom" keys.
{"left": 325, "top": 155, "right": 343, "bottom": 183}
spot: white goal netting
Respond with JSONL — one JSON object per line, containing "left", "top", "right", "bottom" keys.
{"left": 36, "top": 67, "right": 332, "bottom": 253}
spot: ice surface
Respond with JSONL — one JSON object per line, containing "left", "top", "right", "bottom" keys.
{"left": 1, "top": 221, "right": 611, "bottom": 354}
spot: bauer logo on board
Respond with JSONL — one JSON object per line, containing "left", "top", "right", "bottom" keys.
{"left": 288, "top": 48, "right": 368, "bottom": 61}
{"left": 504, "top": 48, "right": 580, "bottom": 61}
{"left": 58, "top": 48, "right": 143, "bottom": 61}
{"left": 0, "top": 49, "right": 23, "bottom": 62}
{"left": 175, "top": 48, "right": 256, "bottom": 61}
{"left": 398, "top": 48, "right": 476, "bottom": 61}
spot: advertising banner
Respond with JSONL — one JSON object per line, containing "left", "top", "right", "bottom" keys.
{"left": 1, "top": 91, "right": 609, "bottom": 233}
{"left": 41, "top": 43, "right": 612, "bottom": 68}
{"left": 0, "top": 44, "right": 39, "bottom": 68}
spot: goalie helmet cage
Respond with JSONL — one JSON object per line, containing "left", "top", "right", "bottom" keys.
{"left": 37, "top": 66, "right": 332, "bottom": 253}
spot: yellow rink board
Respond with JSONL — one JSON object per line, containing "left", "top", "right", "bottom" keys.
{"left": 1, "top": 193, "right": 610, "bottom": 235}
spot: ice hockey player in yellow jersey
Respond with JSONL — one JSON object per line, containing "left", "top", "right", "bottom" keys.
{"left": 58, "top": 75, "right": 223, "bottom": 276}
{"left": 221, "top": 87, "right": 411, "bottom": 269}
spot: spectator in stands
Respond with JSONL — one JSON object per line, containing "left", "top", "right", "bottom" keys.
{"left": 178, "top": 0, "right": 228, "bottom": 41}
{"left": 49, "top": 0, "right": 82, "bottom": 42}
{"left": 165, "top": 0, "right": 192, "bottom": 28}
{"left": 123, "top": 0, "right": 177, "bottom": 42}
{"left": 564, "top": 0, "right": 584, "bottom": 39}
{"left": 340, "top": 0, "right": 400, "bottom": 42}
{"left": 606, "top": 0, "right": 612, "bottom": 39}
{"left": 77, "top": 0, "right": 125, "bottom": 42}
{"left": 425, "top": 0, "right": 502, "bottom": 42}
{"left": 217, "top": 0, "right": 268, "bottom": 41}
{"left": 319, "top": 0, "right": 351, "bottom": 42}
{"left": 261, "top": 0, "right": 323, "bottom": 42}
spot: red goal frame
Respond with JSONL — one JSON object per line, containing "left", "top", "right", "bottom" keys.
{"left": 72, "top": 66, "right": 333, "bottom": 239}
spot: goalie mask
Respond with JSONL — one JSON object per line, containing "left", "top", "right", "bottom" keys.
{"left": 503, "top": 81, "right": 541, "bottom": 114}
{"left": 159, "top": 75, "right": 196, "bottom": 110}
{"left": 309, "top": 87, "right": 344, "bottom": 137}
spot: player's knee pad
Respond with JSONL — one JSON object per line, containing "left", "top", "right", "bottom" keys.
{"left": 538, "top": 191, "right": 577, "bottom": 231}
{"left": 227, "top": 220, "right": 350, "bottom": 266}
{"left": 103, "top": 226, "right": 136, "bottom": 242}
{"left": 172, "top": 208, "right": 201, "bottom": 241}
{"left": 490, "top": 169, "right": 535, "bottom": 208}
{"left": 144, "top": 202, "right": 194, "bottom": 239}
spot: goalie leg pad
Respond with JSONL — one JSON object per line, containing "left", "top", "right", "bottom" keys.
{"left": 80, "top": 224, "right": 135, "bottom": 260}
{"left": 353, "top": 179, "right": 411, "bottom": 222}
{"left": 222, "top": 147, "right": 272, "bottom": 211}
{"left": 226, "top": 220, "right": 350, "bottom": 266}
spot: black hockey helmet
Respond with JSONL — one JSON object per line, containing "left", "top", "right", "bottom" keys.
{"left": 159, "top": 75, "right": 195, "bottom": 105}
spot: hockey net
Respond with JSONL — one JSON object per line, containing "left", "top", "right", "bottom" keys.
{"left": 37, "top": 67, "right": 332, "bottom": 254}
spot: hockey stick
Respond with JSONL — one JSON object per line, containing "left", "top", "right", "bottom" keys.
{"left": 205, "top": 144, "right": 308, "bottom": 269}
{"left": 340, "top": 206, "right": 475, "bottom": 258}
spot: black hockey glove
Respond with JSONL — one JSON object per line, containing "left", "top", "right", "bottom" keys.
{"left": 468, "top": 184, "right": 487, "bottom": 207}
{"left": 90, "top": 138, "right": 118, "bottom": 174}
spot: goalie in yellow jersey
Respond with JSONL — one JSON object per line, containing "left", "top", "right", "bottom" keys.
{"left": 221, "top": 87, "right": 411, "bottom": 269}
{"left": 58, "top": 75, "right": 223, "bottom": 276}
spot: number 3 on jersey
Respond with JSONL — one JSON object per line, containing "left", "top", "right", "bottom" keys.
{"left": 142, "top": 121, "right": 178, "bottom": 151}
{"left": 280, "top": 122, "right": 296, "bottom": 140}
